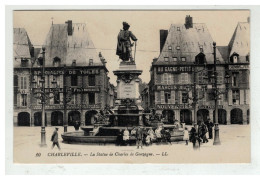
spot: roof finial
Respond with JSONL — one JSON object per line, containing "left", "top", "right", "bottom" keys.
{"left": 51, "top": 17, "right": 54, "bottom": 25}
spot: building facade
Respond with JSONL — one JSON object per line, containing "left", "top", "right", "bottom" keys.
{"left": 147, "top": 16, "right": 250, "bottom": 125}
{"left": 13, "top": 21, "right": 115, "bottom": 126}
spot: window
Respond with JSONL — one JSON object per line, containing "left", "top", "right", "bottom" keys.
{"left": 89, "top": 93, "right": 95, "bottom": 105}
{"left": 232, "top": 90, "right": 240, "bottom": 105}
{"left": 218, "top": 95, "right": 223, "bottom": 105}
{"left": 21, "top": 59, "right": 28, "bottom": 67}
{"left": 21, "top": 94, "right": 27, "bottom": 106}
{"left": 163, "top": 73, "right": 173, "bottom": 84}
{"left": 164, "top": 92, "right": 171, "bottom": 104}
{"left": 54, "top": 93, "right": 60, "bottom": 104}
{"left": 217, "top": 72, "right": 223, "bottom": 85}
{"left": 182, "top": 92, "right": 188, "bottom": 103}
{"left": 233, "top": 56, "right": 238, "bottom": 63}
{"left": 180, "top": 73, "right": 189, "bottom": 84}
{"left": 89, "top": 75, "right": 95, "bottom": 86}
{"left": 173, "top": 57, "right": 178, "bottom": 62}
{"left": 246, "top": 55, "right": 250, "bottom": 62}
{"left": 53, "top": 57, "right": 61, "bottom": 67}
{"left": 164, "top": 57, "right": 169, "bottom": 62}
{"left": 232, "top": 73, "right": 238, "bottom": 87}
{"left": 89, "top": 59, "right": 93, "bottom": 66}
{"left": 71, "top": 94, "right": 76, "bottom": 105}
{"left": 20, "top": 76, "right": 27, "bottom": 89}
{"left": 176, "top": 46, "right": 180, "bottom": 50}
{"left": 72, "top": 60, "right": 76, "bottom": 66}
{"left": 181, "top": 57, "right": 186, "bottom": 62}
{"left": 14, "top": 90, "right": 17, "bottom": 106}
{"left": 14, "top": 75, "right": 18, "bottom": 87}
{"left": 177, "top": 27, "right": 180, "bottom": 31}
{"left": 168, "top": 46, "right": 172, "bottom": 50}
{"left": 71, "top": 74, "right": 77, "bottom": 86}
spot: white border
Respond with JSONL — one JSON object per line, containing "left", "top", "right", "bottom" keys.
{"left": 5, "top": 5, "right": 260, "bottom": 175}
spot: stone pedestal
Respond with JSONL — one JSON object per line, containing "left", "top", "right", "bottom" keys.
{"left": 113, "top": 62, "right": 143, "bottom": 127}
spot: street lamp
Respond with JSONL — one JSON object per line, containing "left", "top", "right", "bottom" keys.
{"left": 32, "top": 47, "right": 57, "bottom": 147}
{"left": 210, "top": 42, "right": 230, "bottom": 145}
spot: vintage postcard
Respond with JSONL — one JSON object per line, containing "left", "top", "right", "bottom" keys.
{"left": 11, "top": 10, "right": 250, "bottom": 164}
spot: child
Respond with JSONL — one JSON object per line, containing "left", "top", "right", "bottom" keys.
{"left": 145, "top": 134, "right": 151, "bottom": 146}
{"left": 183, "top": 127, "right": 189, "bottom": 145}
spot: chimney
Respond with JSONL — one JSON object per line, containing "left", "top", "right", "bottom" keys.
{"left": 160, "top": 30, "right": 168, "bottom": 52}
{"left": 185, "top": 15, "right": 193, "bottom": 29}
{"left": 66, "top": 20, "right": 73, "bottom": 36}
{"left": 30, "top": 46, "right": 34, "bottom": 57}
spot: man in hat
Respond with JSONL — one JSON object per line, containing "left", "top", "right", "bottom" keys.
{"left": 136, "top": 126, "right": 144, "bottom": 149}
{"left": 116, "top": 22, "right": 138, "bottom": 62}
{"left": 51, "top": 127, "right": 61, "bottom": 150}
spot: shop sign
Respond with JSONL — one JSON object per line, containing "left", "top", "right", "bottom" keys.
{"left": 198, "top": 105, "right": 224, "bottom": 109}
{"left": 155, "top": 85, "right": 192, "bottom": 91}
{"left": 157, "top": 66, "right": 192, "bottom": 74}
{"left": 228, "top": 65, "right": 249, "bottom": 70}
{"left": 156, "top": 104, "right": 192, "bottom": 110}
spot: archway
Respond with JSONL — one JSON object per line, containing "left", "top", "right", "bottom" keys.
{"left": 51, "top": 111, "right": 63, "bottom": 126}
{"left": 68, "top": 111, "right": 81, "bottom": 126}
{"left": 231, "top": 108, "right": 243, "bottom": 124}
{"left": 34, "top": 112, "right": 47, "bottom": 126}
{"left": 180, "top": 109, "right": 192, "bottom": 125}
{"left": 162, "top": 110, "right": 175, "bottom": 124}
{"left": 18, "top": 112, "right": 30, "bottom": 126}
{"left": 213, "top": 109, "right": 227, "bottom": 125}
{"left": 85, "top": 110, "right": 98, "bottom": 125}
{"left": 197, "top": 109, "right": 209, "bottom": 124}
{"left": 247, "top": 109, "right": 250, "bottom": 124}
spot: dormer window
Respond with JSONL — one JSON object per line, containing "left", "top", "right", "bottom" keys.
{"left": 246, "top": 55, "right": 250, "bottom": 62}
{"left": 195, "top": 52, "right": 206, "bottom": 64}
{"left": 173, "top": 57, "right": 178, "bottom": 62}
{"left": 168, "top": 46, "right": 172, "bottom": 50}
{"left": 53, "top": 57, "right": 61, "bottom": 67}
{"left": 181, "top": 57, "right": 186, "bottom": 62}
{"left": 230, "top": 53, "right": 239, "bottom": 63}
{"left": 89, "top": 59, "right": 93, "bottom": 66}
{"left": 21, "top": 58, "right": 28, "bottom": 67}
{"left": 176, "top": 46, "right": 180, "bottom": 50}
{"left": 177, "top": 27, "right": 180, "bottom": 31}
{"left": 72, "top": 60, "right": 76, "bottom": 66}
{"left": 164, "top": 57, "right": 169, "bottom": 62}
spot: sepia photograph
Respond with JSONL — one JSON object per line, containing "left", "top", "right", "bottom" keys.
{"left": 11, "top": 9, "right": 250, "bottom": 164}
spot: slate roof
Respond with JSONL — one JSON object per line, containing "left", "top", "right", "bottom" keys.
{"left": 154, "top": 23, "right": 224, "bottom": 65}
{"left": 13, "top": 28, "right": 32, "bottom": 67}
{"left": 37, "top": 22, "right": 103, "bottom": 67}
{"left": 228, "top": 22, "right": 250, "bottom": 62}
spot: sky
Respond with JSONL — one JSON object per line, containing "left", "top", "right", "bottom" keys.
{"left": 13, "top": 10, "right": 250, "bottom": 85}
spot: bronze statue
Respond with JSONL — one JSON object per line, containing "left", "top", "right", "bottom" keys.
{"left": 116, "top": 22, "right": 138, "bottom": 62}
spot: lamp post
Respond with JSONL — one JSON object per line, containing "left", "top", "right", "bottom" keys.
{"left": 32, "top": 47, "right": 58, "bottom": 147}
{"left": 211, "top": 42, "right": 230, "bottom": 145}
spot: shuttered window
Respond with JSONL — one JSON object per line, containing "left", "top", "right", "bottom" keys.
{"left": 20, "top": 76, "right": 27, "bottom": 89}
{"left": 160, "top": 91, "right": 165, "bottom": 104}
{"left": 232, "top": 90, "right": 240, "bottom": 105}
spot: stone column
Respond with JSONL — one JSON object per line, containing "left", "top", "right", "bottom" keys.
{"left": 31, "top": 112, "right": 35, "bottom": 126}
{"left": 209, "top": 109, "right": 214, "bottom": 122}
{"left": 191, "top": 109, "right": 195, "bottom": 125}
{"left": 46, "top": 112, "right": 51, "bottom": 126}
{"left": 175, "top": 110, "right": 180, "bottom": 122}
{"left": 81, "top": 111, "right": 85, "bottom": 126}
{"left": 13, "top": 115, "right": 18, "bottom": 126}
{"left": 243, "top": 109, "right": 247, "bottom": 125}
{"left": 226, "top": 109, "right": 231, "bottom": 125}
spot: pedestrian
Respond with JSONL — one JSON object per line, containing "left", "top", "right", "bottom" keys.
{"left": 147, "top": 128, "right": 155, "bottom": 144}
{"left": 116, "top": 130, "right": 123, "bottom": 146}
{"left": 74, "top": 120, "right": 80, "bottom": 131}
{"left": 131, "top": 127, "right": 137, "bottom": 137}
{"left": 207, "top": 119, "right": 214, "bottom": 139}
{"left": 136, "top": 126, "right": 144, "bottom": 149}
{"left": 51, "top": 127, "right": 61, "bottom": 150}
{"left": 165, "top": 129, "right": 172, "bottom": 145}
{"left": 201, "top": 122, "right": 208, "bottom": 143}
{"left": 145, "top": 134, "right": 151, "bottom": 146}
{"left": 155, "top": 126, "right": 162, "bottom": 143}
{"left": 190, "top": 126, "right": 200, "bottom": 150}
{"left": 183, "top": 127, "right": 189, "bottom": 145}
{"left": 123, "top": 128, "right": 130, "bottom": 145}
{"left": 160, "top": 126, "right": 166, "bottom": 143}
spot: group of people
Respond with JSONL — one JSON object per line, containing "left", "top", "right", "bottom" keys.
{"left": 188, "top": 119, "right": 214, "bottom": 149}
{"left": 116, "top": 126, "right": 172, "bottom": 148}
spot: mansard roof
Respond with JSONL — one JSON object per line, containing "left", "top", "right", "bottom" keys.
{"left": 154, "top": 23, "right": 224, "bottom": 65}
